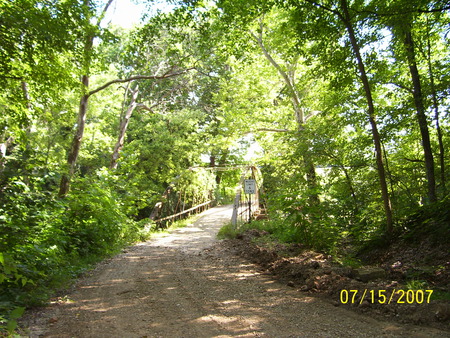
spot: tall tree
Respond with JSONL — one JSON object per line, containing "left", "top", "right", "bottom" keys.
{"left": 58, "top": 2, "right": 197, "bottom": 196}
{"left": 292, "top": 0, "right": 394, "bottom": 232}
{"left": 0, "top": 0, "right": 84, "bottom": 176}
{"left": 249, "top": 12, "right": 320, "bottom": 204}
{"left": 422, "top": 19, "right": 447, "bottom": 196}
{"left": 58, "top": 0, "right": 114, "bottom": 196}
{"left": 385, "top": 1, "right": 437, "bottom": 203}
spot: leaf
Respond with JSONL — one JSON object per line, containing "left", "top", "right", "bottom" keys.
{"left": 9, "top": 307, "right": 25, "bottom": 320}
{"left": 0, "top": 253, "right": 4, "bottom": 265}
{"left": 12, "top": 181, "right": 30, "bottom": 192}
{"left": 6, "top": 319, "right": 17, "bottom": 333}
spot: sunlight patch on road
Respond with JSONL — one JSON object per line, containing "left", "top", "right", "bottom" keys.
{"left": 234, "top": 272, "right": 261, "bottom": 280}
{"left": 298, "top": 297, "right": 316, "bottom": 303}
{"left": 175, "top": 226, "right": 205, "bottom": 233}
{"left": 195, "top": 314, "right": 237, "bottom": 324}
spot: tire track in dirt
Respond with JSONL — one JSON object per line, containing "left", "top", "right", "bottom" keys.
{"left": 23, "top": 205, "right": 448, "bottom": 337}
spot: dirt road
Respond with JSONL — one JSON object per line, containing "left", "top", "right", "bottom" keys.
{"left": 24, "top": 205, "right": 447, "bottom": 337}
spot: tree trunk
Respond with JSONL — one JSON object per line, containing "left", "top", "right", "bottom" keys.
{"left": 59, "top": 75, "right": 89, "bottom": 197}
{"left": 251, "top": 23, "right": 303, "bottom": 124}
{"left": 340, "top": 0, "right": 393, "bottom": 233}
{"left": 425, "top": 29, "right": 446, "bottom": 196}
{"left": 57, "top": 0, "right": 116, "bottom": 197}
{"left": 110, "top": 86, "right": 139, "bottom": 169}
{"left": 403, "top": 29, "right": 437, "bottom": 203}
{"left": 216, "top": 150, "right": 230, "bottom": 185}
{"left": 341, "top": 164, "right": 359, "bottom": 215}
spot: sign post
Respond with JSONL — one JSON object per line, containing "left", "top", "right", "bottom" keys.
{"left": 244, "top": 179, "right": 256, "bottom": 222}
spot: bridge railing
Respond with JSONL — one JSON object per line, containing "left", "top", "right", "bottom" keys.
{"left": 148, "top": 167, "right": 216, "bottom": 226}
{"left": 152, "top": 199, "right": 213, "bottom": 224}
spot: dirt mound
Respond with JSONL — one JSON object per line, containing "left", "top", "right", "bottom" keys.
{"left": 224, "top": 229, "right": 450, "bottom": 332}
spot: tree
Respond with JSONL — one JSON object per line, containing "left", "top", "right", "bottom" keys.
{"left": 110, "top": 84, "right": 140, "bottom": 169}
{"left": 57, "top": 1, "right": 198, "bottom": 196}
{"left": 249, "top": 11, "right": 320, "bottom": 204}
{"left": 286, "top": 0, "right": 394, "bottom": 232}
{"left": 0, "top": 0, "right": 84, "bottom": 178}
{"left": 384, "top": 0, "right": 438, "bottom": 203}
{"left": 339, "top": 0, "right": 393, "bottom": 231}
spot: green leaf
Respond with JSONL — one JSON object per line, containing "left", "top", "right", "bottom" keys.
{"left": 9, "top": 307, "right": 25, "bottom": 320}
{"left": 6, "top": 319, "right": 17, "bottom": 333}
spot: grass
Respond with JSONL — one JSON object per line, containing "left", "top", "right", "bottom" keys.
{"left": 335, "top": 255, "right": 363, "bottom": 269}
{"left": 217, "top": 222, "right": 243, "bottom": 239}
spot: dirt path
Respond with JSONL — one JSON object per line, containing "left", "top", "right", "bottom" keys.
{"left": 23, "top": 205, "right": 448, "bottom": 337}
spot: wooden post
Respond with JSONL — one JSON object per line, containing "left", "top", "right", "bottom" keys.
{"left": 248, "top": 193, "right": 251, "bottom": 223}
{"left": 231, "top": 189, "right": 240, "bottom": 228}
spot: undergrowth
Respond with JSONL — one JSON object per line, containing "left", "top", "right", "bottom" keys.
{"left": 0, "top": 159, "right": 226, "bottom": 336}
{"left": 219, "top": 197, "right": 450, "bottom": 276}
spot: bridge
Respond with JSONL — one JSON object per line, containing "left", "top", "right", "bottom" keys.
{"left": 149, "top": 165, "right": 267, "bottom": 228}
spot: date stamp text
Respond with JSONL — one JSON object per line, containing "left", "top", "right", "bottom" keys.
{"left": 339, "top": 289, "right": 434, "bottom": 304}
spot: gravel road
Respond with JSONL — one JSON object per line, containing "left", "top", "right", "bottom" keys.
{"left": 24, "top": 205, "right": 448, "bottom": 337}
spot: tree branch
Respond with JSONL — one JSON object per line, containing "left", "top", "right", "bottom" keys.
{"left": 352, "top": 4, "right": 450, "bottom": 17}
{"left": 244, "top": 128, "right": 293, "bottom": 135}
{"left": 403, "top": 157, "right": 424, "bottom": 163}
{"left": 136, "top": 103, "right": 154, "bottom": 112}
{"left": 387, "top": 82, "right": 413, "bottom": 94}
{"left": 301, "top": 0, "right": 344, "bottom": 20}
{"left": 305, "top": 110, "right": 322, "bottom": 121}
{"left": 96, "top": 0, "right": 114, "bottom": 27}
{"left": 87, "top": 68, "right": 195, "bottom": 97}
{"left": 419, "top": 5, "right": 450, "bottom": 13}
{"left": 249, "top": 19, "right": 304, "bottom": 125}
{"left": 2, "top": 75, "right": 23, "bottom": 80}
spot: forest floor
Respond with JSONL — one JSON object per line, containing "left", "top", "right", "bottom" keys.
{"left": 20, "top": 205, "right": 449, "bottom": 337}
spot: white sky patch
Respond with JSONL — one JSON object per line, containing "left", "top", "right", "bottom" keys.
{"left": 243, "top": 137, "right": 263, "bottom": 162}
{"left": 102, "top": 0, "right": 147, "bottom": 28}
{"left": 102, "top": 0, "right": 175, "bottom": 28}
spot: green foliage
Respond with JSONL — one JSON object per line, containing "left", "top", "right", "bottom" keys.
{"left": 64, "top": 177, "right": 131, "bottom": 256}
{"left": 430, "top": 289, "right": 450, "bottom": 302}
{"left": 405, "top": 279, "right": 428, "bottom": 290}
{"left": 0, "top": 167, "right": 155, "bottom": 309}
{"left": 175, "top": 168, "right": 216, "bottom": 205}
{"left": 402, "top": 197, "right": 450, "bottom": 244}
{"left": 220, "top": 216, "right": 338, "bottom": 252}
{"left": 217, "top": 222, "right": 241, "bottom": 240}
{"left": 0, "top": 305, "right": 25, "bottom": 336}
{"left": 335, "top": 255, "right": 363, "bottom": 269}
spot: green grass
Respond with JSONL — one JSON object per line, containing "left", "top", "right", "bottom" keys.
{"left": 217, "top": 222, "right": 242, "bottom": 239}
{"left": 431, "top": 289, "right": 450, "bottom": 301}
{"left": 335, "top": 255, "right": 363, "bottom": 269}
{"left": 403, "top": 279, "right": 450, "bottom": 301}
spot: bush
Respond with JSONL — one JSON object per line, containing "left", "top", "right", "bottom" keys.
{"left": 0, "top": 170, "right": 155, "bottom": 314}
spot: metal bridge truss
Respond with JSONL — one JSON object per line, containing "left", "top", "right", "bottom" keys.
{"left": 149, "top": 165, "right": 267, "bottom": 227}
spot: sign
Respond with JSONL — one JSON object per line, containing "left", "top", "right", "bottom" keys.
{"left": 244, "top": 179, "right": 256, "bottom": 194}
